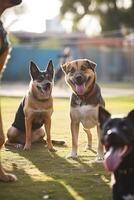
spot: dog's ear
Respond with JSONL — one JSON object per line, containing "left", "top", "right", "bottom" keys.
{"left": 127, "top": 109, "right": 134, "bottom": 123}
{"left": 46, "top": 60, "right": 54, "bottom": 80}
{"left": 30, "top": 61, "right": 40, "bottom": 80}
{"left": 98, "top": 106, "right": 111, "bottom": 128}
{"left": 85, "top": 59, "right": 97, "bottom": 71}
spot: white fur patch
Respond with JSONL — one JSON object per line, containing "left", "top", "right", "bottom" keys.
{"left": 70, "top": 104, "right": 98, "bottom": 129}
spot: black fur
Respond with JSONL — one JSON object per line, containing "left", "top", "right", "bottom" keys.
{"left": 99, "top": 107, "right": 134, "bottom": 200}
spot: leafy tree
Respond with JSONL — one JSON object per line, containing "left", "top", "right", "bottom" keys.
{"left": 60, "top": 0, "right": 134, "bottom": 33}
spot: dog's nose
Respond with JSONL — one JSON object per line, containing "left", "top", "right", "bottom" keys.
{"left": 75, "top": 75, "right": 83, "bottom": 85}
{"left": 43, "top": 83, "right": 51, "bottom": 90}
{"left": 107, "top": 128, "right": 118, "bottom": 136}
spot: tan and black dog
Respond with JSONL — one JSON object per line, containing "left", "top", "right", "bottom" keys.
{"left": 61, "top": 58, "right": 105, "bottom": 160}
{"left": 0, "top": 0, "right": 22, "bottom": 182}
{"left": 6, "top": 60, "right": 64, "bottom": 151}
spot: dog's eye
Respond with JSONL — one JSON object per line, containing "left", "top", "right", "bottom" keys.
{"left": 37, "top": 75, "right": 44, "bottom": 82}
{"left": 69, "top": 67, "right": 75, "bottom": 74}
{"left": 81, "top": 65, "right": 87, "bottom": 71}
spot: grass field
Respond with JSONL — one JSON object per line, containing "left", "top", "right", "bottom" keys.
{"left": 0, "top": 96, "right": 134, "bottom": 200}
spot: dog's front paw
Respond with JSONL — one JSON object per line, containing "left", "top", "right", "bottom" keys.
{"left": 95, "top": 153, "right": 104, "bottom": 162}
{"left": 23, "top": 143, "right": 31, "bottom": 150}
{"left": 0, "top": 173, "right": 17, "bottom": 182}
{"left": 67, "top": 152, "right": 78, "bottom": 159}
{"left": 84, "top": 144, "right": 92, "bottom": 151}
{"left": 47, "top": 143, "right": 57, "bottom": 152}
{"left": 48, "top": 147, "right": 57, "bottom": 152}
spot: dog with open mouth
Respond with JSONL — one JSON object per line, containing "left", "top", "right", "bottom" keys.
{"left": 6, "top": 60, "right": 64, "bottom": 151}
{"left": 61, "top": 58, "right": 105, "bottom": 160}
{"left": 99, "top": 106, "right": 134, "bottom": 200}
{"left": 0, "top": 0, "right": 22, "bottom": 182}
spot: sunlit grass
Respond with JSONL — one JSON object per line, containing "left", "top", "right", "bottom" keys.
{"left": 0, "top": 96, "right": 134, "bottom": 200}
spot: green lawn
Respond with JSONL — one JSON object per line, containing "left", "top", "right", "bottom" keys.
{"left": 0, "top": 96, "right": 134, "bottom": 200}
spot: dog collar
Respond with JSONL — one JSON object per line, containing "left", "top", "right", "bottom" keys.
{"left": 0, "top": 20, "right": 9, "bottom": 55}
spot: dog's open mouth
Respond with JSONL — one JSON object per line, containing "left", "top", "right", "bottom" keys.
{"left": 104, "top": 145, "right": 129, "bottom": 171}
{"left": 75, "top": 83, "right": 85, "bottom": 95}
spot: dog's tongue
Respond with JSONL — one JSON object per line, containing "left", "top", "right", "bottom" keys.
{"left": 104, "top": 146, "right": 128, "bottom": 172}
{"left": 75, "top": 84, "right": 85, "bottom": 95}
{"left": 41, "top": 89, "right": 51, "bottom": 97}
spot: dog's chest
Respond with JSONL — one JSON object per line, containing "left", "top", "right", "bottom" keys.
{"left": 70, "top": 105, "right": 98, "bottom": 129}
{"left": 33, "top": 112, "right": 45, "bottom": 124}
{"left": 30, "top": 108, "right": 53, "bottom": 123}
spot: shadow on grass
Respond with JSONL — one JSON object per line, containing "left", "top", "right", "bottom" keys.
{"left": 0, "top": 167, "right": 76, "bottom": 200}
{"left": 1, "top": 144, "right": 112, "bottom": 200}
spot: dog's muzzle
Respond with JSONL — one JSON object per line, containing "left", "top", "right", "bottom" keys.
{"left": 74, "top": 74, "right": 86, "bottom": 85}
{"left": 42, "top": 82, "right": 51, "bottom": 91}
{"left": 72, "top": 73, "right": 87, "bottom": 95}
{"left": 37, "top": 81, "right": 52, "bottom": 93}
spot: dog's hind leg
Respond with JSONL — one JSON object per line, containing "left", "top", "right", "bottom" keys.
{"left": 96, "top": 125, "right": 104, "bottom": 161}
{"left": 6, "top": 126, "right": 24, "bottom": 149}
{"left": 32, "top": 128, "right": 45, "bottom": 143}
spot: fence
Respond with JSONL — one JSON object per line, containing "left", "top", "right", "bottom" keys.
{"left": 2, "top": 37, "right": 134, "bottom": 83}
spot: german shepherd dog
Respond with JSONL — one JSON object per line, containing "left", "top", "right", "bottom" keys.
{"left": 6, "top": 60, "right": 63, "bottom": 151}
{"left": 99, "top": 106, "right": 134, "bottom": 200}
{"left": 61, "top": 59, "right": 105, "bottom": 160}
{"left": 0, "top": 0, "right": 22, "bottom": 182}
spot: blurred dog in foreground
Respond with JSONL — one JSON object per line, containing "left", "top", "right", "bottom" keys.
{"left": 0, "top": 0, "right": 22, "bottom": 182}
{"left": 61, "top": 58, "right": 105, "bottom": 160}
{"left": 99, "top": 106, "right": 134, "bottom": 200}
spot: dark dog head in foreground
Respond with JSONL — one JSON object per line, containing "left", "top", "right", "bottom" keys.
{"left": 99, "top": 106, "right": 134, "bottom": 199}
{"left": 61, "top": 59, "right": 96, "bottom": 96}
{"left": 29, "top": 60, "right": 54, "bottom": 100}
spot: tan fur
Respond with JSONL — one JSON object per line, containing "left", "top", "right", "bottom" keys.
{"left": 23, "top": 87, "right": 54, "bottom": 150}
{"left": 61, "top": 59, "right": 96, "bottom": 95}
{"left": 7, "top": 61, "right": 56, "bottom": 151}
{"left": 0, "top": 0, "right": 22, "bottom": 182}
{"left": 61, "top": 59, "right": 104, "bottom": 160}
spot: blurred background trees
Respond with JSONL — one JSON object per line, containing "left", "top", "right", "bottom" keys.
{"left": 60, "top": 0, "right": 134, "bottom": 33}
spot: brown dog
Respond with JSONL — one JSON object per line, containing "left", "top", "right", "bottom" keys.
{"left": 0, "top": 0, "right": 22, "bottom": 182}
{"left": 61, "top": 58, "right": 105, "bottom": 160}
{"left": 6, "top": 60, "right": 61, "bottom": 151}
